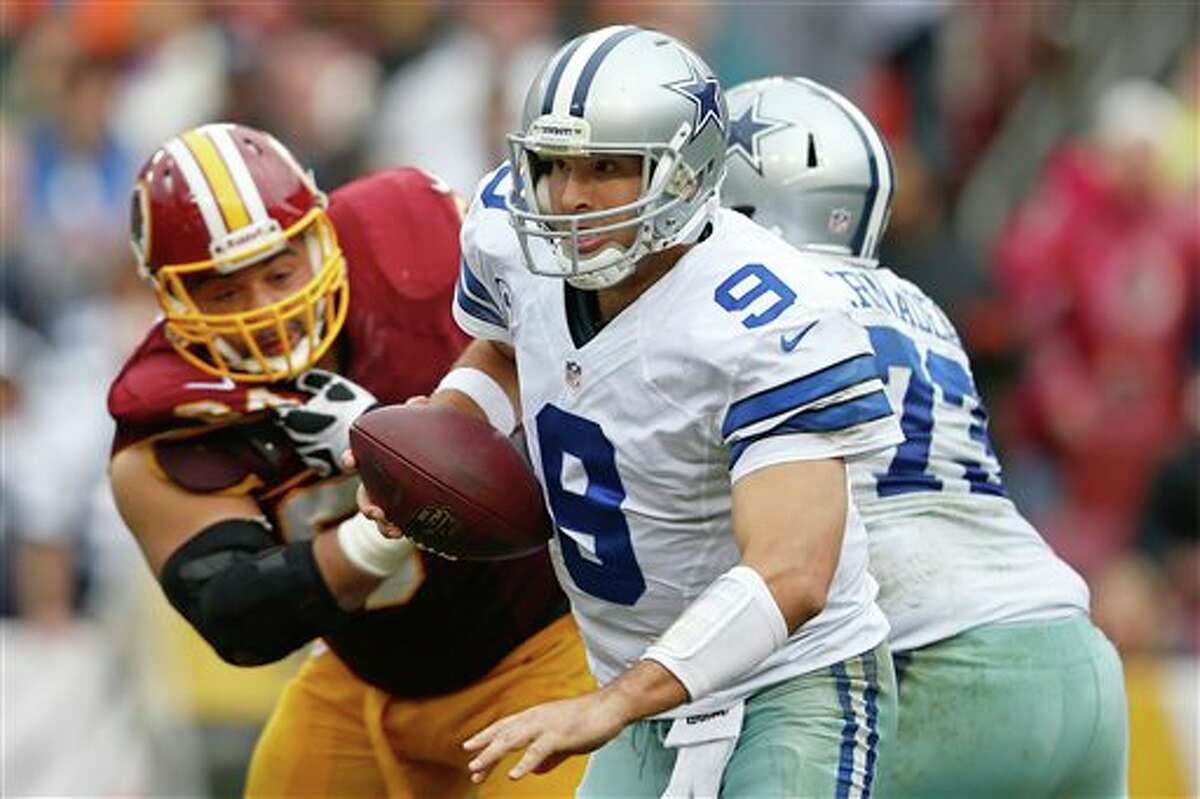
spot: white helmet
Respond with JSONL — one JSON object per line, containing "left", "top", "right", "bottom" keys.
{"left": 507, "top": 25, "right": 728, "bottom": 289}
{"left": 723, "top": 76, "right": 895, "bottom": 263}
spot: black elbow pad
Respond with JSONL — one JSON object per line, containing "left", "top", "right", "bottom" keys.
{"left": 159, "top": 518, "right": 343, "bottom": 666}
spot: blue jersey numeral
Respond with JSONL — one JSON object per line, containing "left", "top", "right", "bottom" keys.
{"left": 535, "top": 405, "right": 645, "bottom": 605}
{"left": 868, "top": 326, "right": 1005, "bottom": 498}
{"left": 869, "top": 327, "right": 941, "bottom": 496}
{"left": 925, "top": 352, "right": 1005, "bottom": 496}
{"left": 714, "top": 263, "right": 797, "bottom": 328}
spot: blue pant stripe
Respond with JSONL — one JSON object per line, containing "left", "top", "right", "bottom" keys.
{"left": 862, "top": 650, "right": 880, "bottom": 799}
{"left": 831, "top": 660, "right": 857, "bottom": 799}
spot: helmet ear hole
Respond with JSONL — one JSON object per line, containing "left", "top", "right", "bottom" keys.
{"left": 731, "top": 205, "right": 756, "bottom": 220}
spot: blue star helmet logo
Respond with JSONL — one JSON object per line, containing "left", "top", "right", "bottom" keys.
{"left": 728, "top": 95, "right": 792, "bottom": 176}
{"left": 664, "top": 58, "right": 724, "bottom": 141}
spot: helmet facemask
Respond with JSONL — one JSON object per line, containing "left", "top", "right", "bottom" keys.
{"left": 507, "top": 119, "right": 715, "bottom": 290}
{"left": 150, "top": 207, "right": 349, "bottom": 383}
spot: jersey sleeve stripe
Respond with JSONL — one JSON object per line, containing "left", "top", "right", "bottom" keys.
{"left": 460, "top": 261, "right": 502, "bottom": 314}
{"left": 727, "top": 390, "right": 893, "bottom": 467}
{"left": 455, "top": 279, "right": 506, "bottom": 328}
{"left": 722, "top": 353, "right": 879, "bottom": 439}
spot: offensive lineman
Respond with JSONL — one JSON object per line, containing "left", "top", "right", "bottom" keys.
{"left": 722, "top": 76, "right": 1129, "bottom": 797}
{"left": 365, "top": 27, "right": 905, "bottom": 797}
{"left": 108, "top": 123, "right": 593, "bottom": 798}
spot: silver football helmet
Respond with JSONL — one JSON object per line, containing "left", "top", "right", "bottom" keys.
{"left": 508, "top": 25, "right": 728, "bottom": 289}
{"left": 723, "top": 76, "right": 895, "bottom": 263}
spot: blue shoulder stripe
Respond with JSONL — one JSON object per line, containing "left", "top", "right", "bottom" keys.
{"left": 727, "top": 389, "right": 892, "bottom": 467}
{"left": 774, "top": 389, "right": 891, "bottom": 434}
{"left": 722, "top": 353, "right": 879, "bottom": 439}
{"left": 480, "top": 164, "right": 511, "bottom": 210}
{"left": 455, "top": 280, "right": 506, "bottom": 328}
{"left": 460, "top": 261, "right": 501, "bottom": 313}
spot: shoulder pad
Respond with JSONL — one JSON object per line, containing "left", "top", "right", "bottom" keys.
{"left": 330, "top": 168, "right": 463, "bottom": 302}
{"left": 108, "top": 324, "right": 305, "bottom": 452}
{"left": 470, "top": 162, "right": 513, "bottom": 213}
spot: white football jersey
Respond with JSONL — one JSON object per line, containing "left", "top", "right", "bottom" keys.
{"left": 821, "top": 263, "right": 1090, "bottom": 651}
{"left": 455, "top": 164, "right": 902, "bottom": 717}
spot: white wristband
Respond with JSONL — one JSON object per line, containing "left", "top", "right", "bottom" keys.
{"left": 435, "top": 367, "right": 517, "bottom": 435}
{"left": 642, "top": 565, "right": 788, "bottom": 701}
{"left": 336, "top": 513, "right": 412, "bottom": 578}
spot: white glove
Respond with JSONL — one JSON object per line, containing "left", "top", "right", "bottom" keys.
{"left": 273, "top": 369, "right": 379, "bottom": 477}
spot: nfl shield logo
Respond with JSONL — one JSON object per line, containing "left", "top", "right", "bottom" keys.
{"left": 407, "top": 504, "right": 462, "bottom": 558}
{"left": 828, "top": 208, "right": 853, "bottom": 234}
{"left": 565, "top": 360, "right": 583, "bottom": 390}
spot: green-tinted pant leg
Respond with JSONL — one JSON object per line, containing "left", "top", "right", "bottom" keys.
{"left": 1056, "top": 619, "right": 1128, "bottom": 798}
{"left": 889, "top": 615, "right": 1128, "bottom": 799}
{"left": 722, "top": 643, "right": 896, "bottom": 798}
{"left": 577, "top": 719, "right": 674, "bottom": 798}
{"left": 580, "top": 643, "right": 896, "bottom": 798}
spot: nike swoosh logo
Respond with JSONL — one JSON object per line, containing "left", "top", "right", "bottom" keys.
{"left": 184, "top": 376, "right": 236, "bottom": 391}
{"left": 780, "top": 320, "right": 818, "bottom": 353}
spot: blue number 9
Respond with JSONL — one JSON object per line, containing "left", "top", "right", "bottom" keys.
{"left": 714, "top": 263, "right": 797, "bottom": 328}
{"left": 535, "top": 405, "right": 645, "bottom": 606}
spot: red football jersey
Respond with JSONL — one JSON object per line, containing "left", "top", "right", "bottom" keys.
{"left": 109, "top": 168, "right": 566, "bottom": 697}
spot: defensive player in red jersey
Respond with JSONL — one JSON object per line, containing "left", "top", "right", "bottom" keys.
{"left": 107, "top": 123, "right": 593, "bottom": 798}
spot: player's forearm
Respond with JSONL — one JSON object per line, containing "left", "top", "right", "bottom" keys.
{"left": 312, "top": 530, "right": 385, "bottom": 610}
{"left": 599, "top": 659, "right": 690, "bottom": 723}
{"left": 431, "top": 339, "right": 521, "bottom": 430}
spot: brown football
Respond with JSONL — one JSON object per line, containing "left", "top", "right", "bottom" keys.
{"left": 349, "top": 404, "right": 552, "bottom": 560}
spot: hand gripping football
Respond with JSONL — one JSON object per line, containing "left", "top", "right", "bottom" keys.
{"left": 349, "top": 404, "right": 552, "bottom": 560}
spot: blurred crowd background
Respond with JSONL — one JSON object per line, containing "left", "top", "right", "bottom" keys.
{"left": 1, "top": 1, "right": 1196, "bottom": 796}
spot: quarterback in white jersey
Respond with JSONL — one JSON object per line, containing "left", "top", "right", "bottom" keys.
{"left": 724, "top": 76, "right": 1128, "bottom": 798}
{"left": 362, "top": 26, "right": 905, "bottom": 799}
{"left": 459, "top": 165, "right": 897, "bottom": 701}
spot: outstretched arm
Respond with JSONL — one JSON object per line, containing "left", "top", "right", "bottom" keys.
{"left": 462, "top": 456, "right": 849, "bottom": 783}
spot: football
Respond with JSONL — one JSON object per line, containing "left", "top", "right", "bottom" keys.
{"left": 349, "top": 404, "right": 552, "bottom": 560}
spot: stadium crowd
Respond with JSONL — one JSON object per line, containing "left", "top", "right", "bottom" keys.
{"left": 1, "top": 1, "right": 1195, "bottom": 795}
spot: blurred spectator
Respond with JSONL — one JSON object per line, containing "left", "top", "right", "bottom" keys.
{"left": 110, "top": 2, "right": 229, "bottom": 162}
{"left": 1, "top": 262, "right": 210, "bottom": 795}
{"left": 1, "top": 312, "right": 52, "bottom": 620}
{"left": 368, "top": 3, "right": 558, "bottom": 194}
{"left": 1091, "top": 555, "right": 1183, "bottom": 654}
{"left": 938, "top": 2, "right": 1069, "bottom": 190}
{"left": 0, "top": 113, "right": 35, "bottom": 325}
{"left": 1136, "top": 373, "right": 1200, "bottom": 652}
{"left": 582, "top": 3, "right": 735, "bottom": 80}
{"left": 15, "top": 46, "right": 134, "bottom": 324}
{"left": 249, "top": 24, "right": 381, "bottom": 188}
{"left": 993, "top": 78, "right": 1198, "bottom": 573}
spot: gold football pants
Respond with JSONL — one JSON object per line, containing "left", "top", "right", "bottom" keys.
{"left": 245, "top": 614, "right": 594, "bottom": 798}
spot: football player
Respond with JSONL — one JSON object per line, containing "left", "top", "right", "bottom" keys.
{"left": 364, "top": 26, "right": 906, "bottom": 798}
{"left": 721, "top": 76, "right": 1129, "bottom": 797}
{"left": 107, "top": 123, "right": 593, "bottom": 798}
